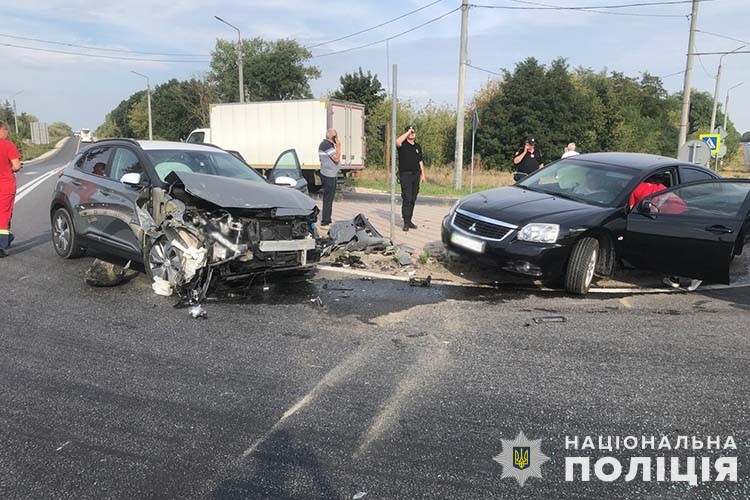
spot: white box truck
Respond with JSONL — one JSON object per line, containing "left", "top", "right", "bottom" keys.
{"left": 186, "top": 99, "right": 365, "bottom": 191}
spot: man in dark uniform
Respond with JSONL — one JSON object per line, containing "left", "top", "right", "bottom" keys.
{"left": 396, "top": 126, "right": 426, "bottom": 232}
{"left": 512, "top": 136, "right": 544, "bottom": 182}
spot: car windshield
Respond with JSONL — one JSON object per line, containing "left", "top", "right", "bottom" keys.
{"left": 146, "top": 149, "right": 267, "bottom": 183}
{"left": 517, "top": 160, "right": 638, "bottom": 206}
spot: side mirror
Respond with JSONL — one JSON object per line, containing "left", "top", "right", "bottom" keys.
{"left": 638, "top": 199, "right": 659, "bottom": 218}
{"left": 274, "top": 175, "right": 297, "bottom": 188}
{"left": 121, "top": 172, "right": 143, "bottom": 187}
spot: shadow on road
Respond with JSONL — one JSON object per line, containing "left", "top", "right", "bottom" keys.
{"left": 9, "top": 232, "right": 52, "bottom": 255}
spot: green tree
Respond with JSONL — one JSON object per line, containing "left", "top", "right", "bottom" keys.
{"left": 128, "top": 96, "right": 149, "bottom": 139}
{"left": 48, "top": 122, "right": 73, "bottom": 139}
{"left": 210, "top": 38, "right": 320, "bottom": 102}
{"left": 364, "top": 99, "right": 414, "bottom": 168}
{"left": 412, "top": 102, "right": 455, "bottom": 167}
{"left": 331, "top": 68, "right": 385, "bottom": 111}
{"left": 742, "top": 131, "right": 750, "bottom": 143}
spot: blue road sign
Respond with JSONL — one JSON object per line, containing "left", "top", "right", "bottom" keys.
{"left": 699, "top": 134, "right": 721, "bottom": 153}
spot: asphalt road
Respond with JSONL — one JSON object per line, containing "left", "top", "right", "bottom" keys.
{"left": 1, "top": 139, "right": 749, "bottom": 499}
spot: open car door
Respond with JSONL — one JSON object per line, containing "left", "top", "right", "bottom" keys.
{"left": 267, "top": 149, "right": 308, "bottom": 194}
{"left": 625, "top": 180, "right": 750, "bottom": 284}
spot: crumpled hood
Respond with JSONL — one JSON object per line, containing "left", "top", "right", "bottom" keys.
{"left": 457, "top": 186, "right": 603, "bottom": 226}
{"left": 166, "top": 171, "right": 316, "bottom": 212}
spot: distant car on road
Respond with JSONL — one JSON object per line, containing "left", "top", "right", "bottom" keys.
{"left": 80, "top": 128, "right": 93, "bottom": 142}
{"left": 50, "top": 139, "right": 320, "bottom": 297}
{"left": 442, "top": 153, "right": 750, "bottom": 294}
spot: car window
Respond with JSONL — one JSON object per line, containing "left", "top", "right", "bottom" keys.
{"left": 186, "top": 132, "right": 204, "bottom": 144}
{"left": 145, "top": 149, "right": 266, "bottom": 183}
{"left": 77, "top": 147, "right": 112, "bottom": 177}
{"left": 110, "top": 148, "right": 143, "bottom": 181}
{"left": 680, "top": 166, "right": 715, "bottom": 184}
{"left": 272, "top": 150, "right": 303, "bottom": 180}
{"left": 518, "top": 160, "right": 637, "bottom": 206}
{"left": 648, "top": 182, "right": 750, "bottom": 217}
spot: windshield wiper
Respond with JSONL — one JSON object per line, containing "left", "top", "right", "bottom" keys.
{"left": 537, "top": 189, "right": 583, "bottom": 203}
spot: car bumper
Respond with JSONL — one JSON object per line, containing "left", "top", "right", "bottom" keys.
{"left": 441, "top": 215, "right": 571, "bottom": 280}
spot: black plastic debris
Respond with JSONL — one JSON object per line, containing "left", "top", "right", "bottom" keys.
{"left": 325, "top": 214, "right": 392, "bottom": 254}
{"left": 335, "top": 253, "right": 368, "bottom": 269}
{"left": 85, "top": 259, "right": 131, "bottom": 287}
{"left": 532, "top": 316, "right": 567, "bottom": 324}
{"left": 409, "top": 275, "right": 432, "bottom": 288}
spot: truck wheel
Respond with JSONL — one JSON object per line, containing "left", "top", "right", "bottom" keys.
{"left": 51, "top": 208, "right": 85, "bottom": 258}
{"left": 564, "top": 237, "right": 599, "bottom": 295}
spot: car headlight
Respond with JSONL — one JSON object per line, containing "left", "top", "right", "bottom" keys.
{"left": 449, "top": 200, "right": 461, "bottom": 216}
{"left": 517, "top": 223, "right": 560, "bottom": 243}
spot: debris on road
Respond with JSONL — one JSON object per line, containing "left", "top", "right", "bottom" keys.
{"left": 532, "top": 316, "right": 567, "bottom": 324}
{"left": 152, "top": 277, "right": 173, "bottom": 296}
{"left": 333, "top": 252, "right": 368, "bottom": 269}
{"left": 189, "top": 304, "right": 208, "bottom": 319}
{"left": 311, "top": 296, "right": 324, "bottom": 307}
{"left": 84, "top": 259, "right": 131, "bottom": 287}
{"left": 409, "top": 275, "right": 432, "bottom": 288}
{"left": 324, "top": 213, "right": 391, "bottom": 254}
{"left": 352, "top": 493, "right": 367, "bottom": 500}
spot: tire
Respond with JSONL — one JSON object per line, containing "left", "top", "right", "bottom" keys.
{"left": 564, "top": 237, "right": 599, "bottom": 295}
{"left": 143, "top": 236, "right": 183, "bottom": 282}
{"left": 51, "top": 208, "right": 85, "bottom": 258}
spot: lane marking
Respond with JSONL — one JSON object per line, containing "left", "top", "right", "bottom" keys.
{"left": 14, "top": 166, "right": 65, "bottom": 204}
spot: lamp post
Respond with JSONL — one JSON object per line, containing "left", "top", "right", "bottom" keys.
{"left": 723, "top": 82, "right": 744, "bottom": 131}
{"left": 130, "top": 71, "right": 153, "bottom": 140}
{"left": 13, "top": 90, "right": 23, "bottom": 135}
{"left": 710, "top": 45, "right": 745, "bottom": 132}
{"left": 215, "top": 16, "right": 244, "bottom": 104}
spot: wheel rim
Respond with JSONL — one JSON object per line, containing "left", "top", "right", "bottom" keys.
{"left": 53, "top": 213, "right": 70, "bottom": 254}
{"left": 584, "top": 249, "right": 597, "bottom": 288}
{"left": 149, "top": 240, "right": 181, "bottom": 282}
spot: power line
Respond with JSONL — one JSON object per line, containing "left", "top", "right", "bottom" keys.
{"left": 0, "top": 32, "right": 209, "bottom": 57}
{"left": 471, "top": 0, "right": 713, "bottom": 14}
{"left": 691, "top": 50, "right": 750, "bottom": 55}
{"left": 497, "top": 0, "right": 688, "bottom": 16}
{"left": 696, "top": 29, "right": 749, "bottom": 45}
{"left": 305, "top": 0, "right": 443, "bottom": 49}
{"left": 311, "top": 6, "right": 461, "bottom": 58}
{"left": 0, "top": 42, "right": 211, "bottom": 63}
{"left": 466, "top": 63, "right": 502, "bottom": 76}
{"left": 660, "top": 70, "right": 685, "bottom": 78}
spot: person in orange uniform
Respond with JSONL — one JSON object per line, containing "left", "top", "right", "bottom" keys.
{"left": 0, "top": 121, "right": 22, "bottom": 258}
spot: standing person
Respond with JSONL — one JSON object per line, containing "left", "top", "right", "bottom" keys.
{"left": 318, "top": 128, "right": 341, "bottom": 227}
{"left": 396, "top": 125, "right": 426, "bottom": 232}
{"left": 0, "top": 121, "right": 21, "bottom": 258}
{"left": 561, "top": 142, "right": 580, "bottom": 159}
{"left": 512, "top": 136, "right": 544, "bottom": 182}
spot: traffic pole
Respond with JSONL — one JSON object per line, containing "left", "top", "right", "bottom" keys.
{"left": 677, "top": 0, "right": 699, "bottom": 151}
{"left": 390, "top": 64, "right": 398, "bottom": 242}
{"left": 452, "top": 0, "right": 469, "bottom": 189}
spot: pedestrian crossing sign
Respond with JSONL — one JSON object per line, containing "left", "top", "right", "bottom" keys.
{"left": 699, "top": 134, "right": 721, "bottom": 154}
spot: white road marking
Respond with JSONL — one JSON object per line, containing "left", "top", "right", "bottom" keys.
{"left": 56, "top": 441, "right": 71, "bottom": 452}
{"left": 14, "top": 166, "right": 65, "bottom": 203}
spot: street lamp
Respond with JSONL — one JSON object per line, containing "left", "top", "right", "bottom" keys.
{"left": 723, "top": 82, "right": 744, "bottom": 131}
{"left": 13, "top": 90, "right": 23, "bottom": 136}
{"left": 710, "top": 44, "right": 745, "bottom": 132}
{"left": 130, "top": 71, "right": 153, "bottom": 140}
{"left": 215, "top": 15, "right": 244, "bottom": 104}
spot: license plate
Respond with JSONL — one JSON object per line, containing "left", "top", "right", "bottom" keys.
{"left": 451, "top": 232, "right": 485, "bottom": 253}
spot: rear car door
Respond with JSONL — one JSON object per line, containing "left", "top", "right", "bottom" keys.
{"left": 268, "top": 149, "right": 308, "bottom": 194}
{"left": 68, "top": 145, "right": 113, "bottom": 239}
{"left": 625, "top": 180, "right": 750, "bottom": 284}
{"left": 90, "top": 146, "right": 147, "bottom": 255}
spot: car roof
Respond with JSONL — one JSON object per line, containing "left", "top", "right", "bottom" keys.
{"left": 570, "top": 152, "right": 688, "bottom": 170}
{"left": 136, "top": 140, "right": 223, "bottom": 153}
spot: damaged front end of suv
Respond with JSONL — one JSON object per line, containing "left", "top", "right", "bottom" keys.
{"left": 135, "top": 171, "right": 320, "bottom": 304}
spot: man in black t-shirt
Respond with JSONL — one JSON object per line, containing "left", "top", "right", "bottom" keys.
{"left": 396, "top": 126, "right": 426, "bottom": 232}
{"left": 512, "top": 136, "right": 544, "bottom": 182}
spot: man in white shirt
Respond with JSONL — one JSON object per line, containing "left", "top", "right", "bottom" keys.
{"left": 561, "top": 142, "right": 580, "bottom": 159}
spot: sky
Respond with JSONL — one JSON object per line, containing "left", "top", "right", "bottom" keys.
{"left": 2, "top": 0, "right": 749, "bottom": 139}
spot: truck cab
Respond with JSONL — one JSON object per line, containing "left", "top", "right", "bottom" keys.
{"left": 186, "top": 128, "right": 211, "bottom": 144}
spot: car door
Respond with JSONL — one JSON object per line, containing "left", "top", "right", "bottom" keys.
{"left": 625, "top": 180, "right": 750, "bottom": 284}
{"left": 267, "top": 149, "right": 308, "bottom": 194}
{"left": 68, "top": 145, "right": 113, "bottom": 239}
{"left": 90, "top": 146, "right": 147, "bottom": 256}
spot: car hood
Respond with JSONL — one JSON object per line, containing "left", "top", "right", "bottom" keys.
{"left": 166, "top": 171, "right": 316, "bottom": 213}
{"left": 457, "top": 186, "right": 605, "bottom": 226}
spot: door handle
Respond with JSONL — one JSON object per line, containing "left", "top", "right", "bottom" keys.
{"left": 705, "top": 225, "right": 733, "bottom": 234}
{"left": 71, "top": 180, "right": 83, "bottom": 187}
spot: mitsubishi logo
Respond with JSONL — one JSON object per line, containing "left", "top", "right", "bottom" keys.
{"left": 468, "top": 223, "right": 478, "bottom": 232}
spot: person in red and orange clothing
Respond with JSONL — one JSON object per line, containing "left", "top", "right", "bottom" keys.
{"left": 629, "top": 176, "right": 667, "bottom": 209}
{"left": 0, "top": 121, "right": 22, "bottom": 258}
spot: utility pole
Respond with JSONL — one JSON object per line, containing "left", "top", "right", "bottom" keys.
{"left": 12, "top": 90, "right": 23, "bottom": 136}
{"left": 724, "top": 82, "right": 744, "bottom": 131}
{"left": 710, "top": 45, "right": 745, "bottom": 131}
{"left": 390, "top": 64, "right": 398, "bottom": 241}
{"left": 215, "top": 16, "right": 244, "bottom": 103}
{"left": 677, "top": 0, "right": 699, "bottom": 150}
{"left": 131, "top": 71, "right": 153, "bottom": 140}
{"left": 453, "top": 0, "right": 469, "bottom": 189}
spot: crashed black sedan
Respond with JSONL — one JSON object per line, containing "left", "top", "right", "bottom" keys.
{"left": 442, "top": 152, "right": 750, "bottom": 294}
{"left": 50, "top": 139, "right": 319, "bottom": 301}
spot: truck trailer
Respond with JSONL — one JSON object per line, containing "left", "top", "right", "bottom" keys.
{"left": 186, "top": 99, "right": 365, "bottom": 191}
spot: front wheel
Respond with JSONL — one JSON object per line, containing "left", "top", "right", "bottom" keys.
{"left": 564, "top": 237, "right": 599, "bottom": 295}
{"left": 144, "top": 236, "right": 183, "bottom": 283}
{"left": 51, "top": 208, "right": 85, "bottom": 258}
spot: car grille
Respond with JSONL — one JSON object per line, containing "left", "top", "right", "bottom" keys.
{"left": 453, "top": 211, "right": 513, "bottom": 240}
